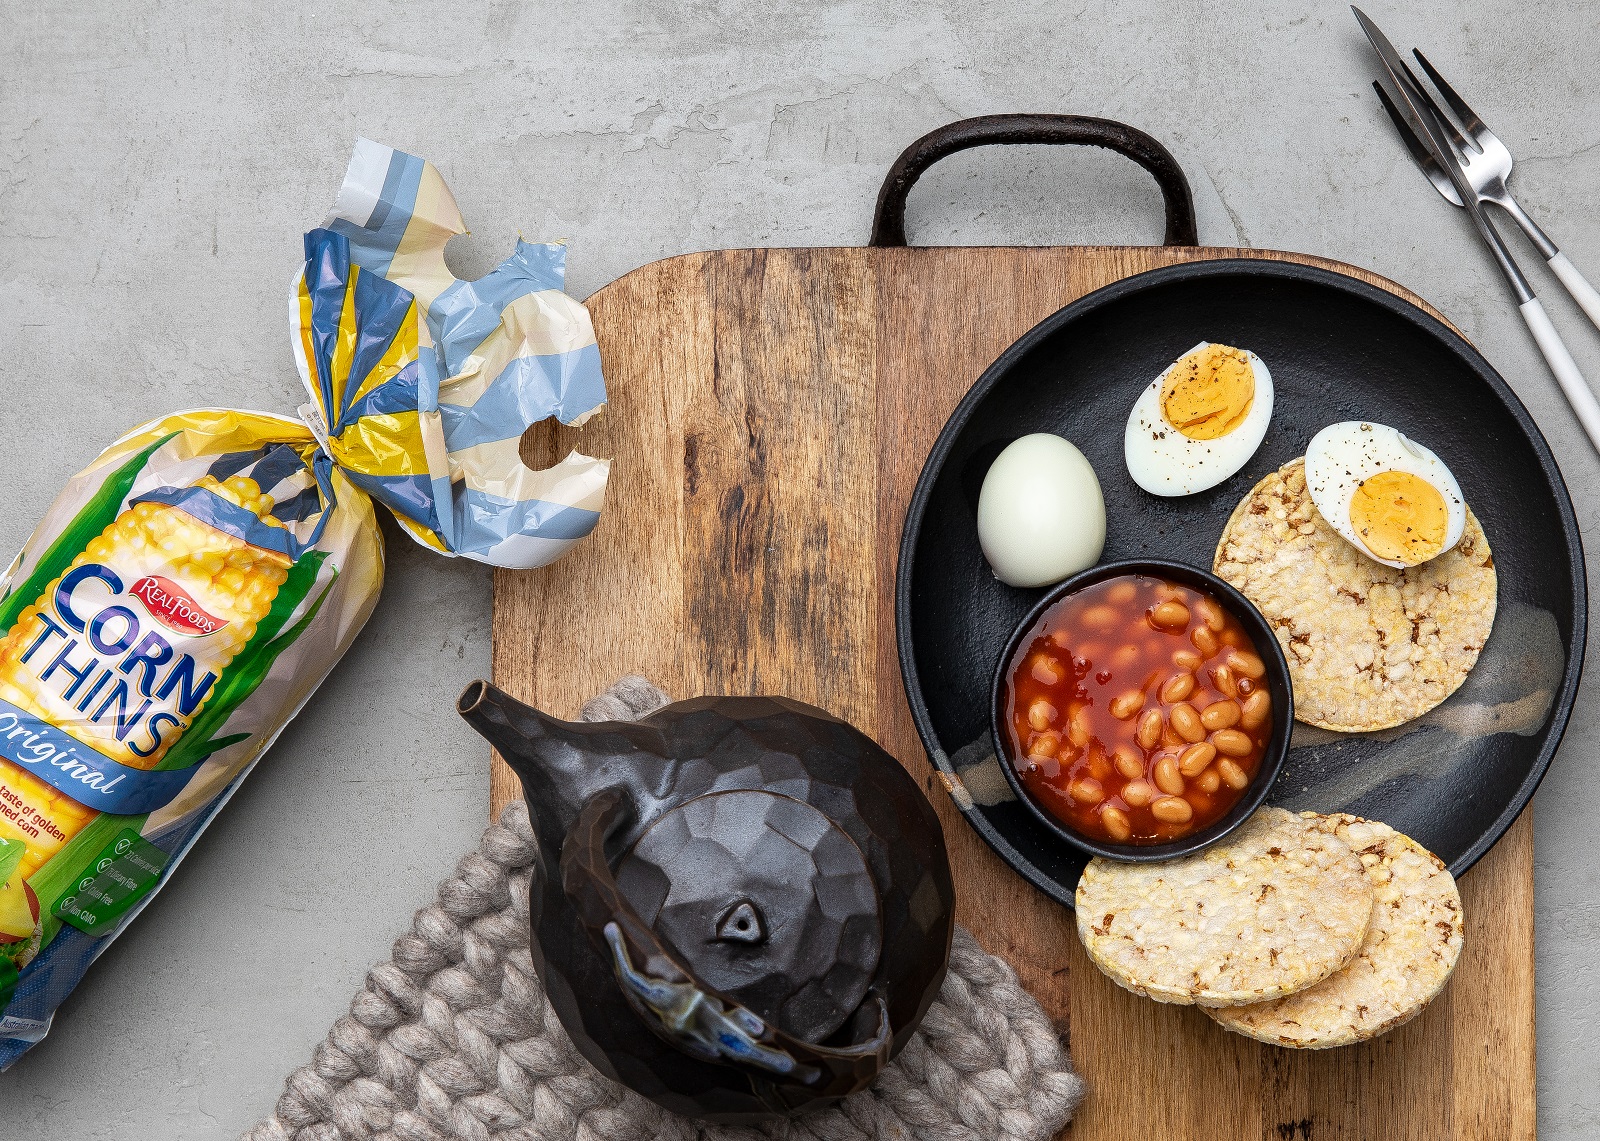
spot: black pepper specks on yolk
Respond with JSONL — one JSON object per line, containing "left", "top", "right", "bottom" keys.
{"left": 1161, "top": 344, "right": 1255, "bottom": 441}
{"left": 1350, "top": 470, "right": 1449, "bottom": 564}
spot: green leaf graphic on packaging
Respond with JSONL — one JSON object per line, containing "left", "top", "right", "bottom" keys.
{"left": 0, "top": 956, "right": 17, "bottom": 1012}
{"left": 0, "top": 837, "right": 24, "bottom": 885}
{"left": 53, "top": 828, "right": 168, "bottom": 935}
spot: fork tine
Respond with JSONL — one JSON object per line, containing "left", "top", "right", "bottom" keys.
{"left": 1396, "top": 55, "right": 1477, "bottom": 154}
{"left": 1412, "top": 48, "right": 1492, "bottom": 141}
{"left": 1374, "top": 80, "right": 1437, "bottom": 169}
{"left": 1372, "top": 80, "right": 1463, "bottom": 206}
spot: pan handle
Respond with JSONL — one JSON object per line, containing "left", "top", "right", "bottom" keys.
{"left": 869, "top": 113, "right": 1198, "bottom": 248}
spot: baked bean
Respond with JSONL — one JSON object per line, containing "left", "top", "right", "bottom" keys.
{"left": 1136, "top": 709, "right": 1162, "bottom": 750}
{"left": 1160, "top": 672, "right": 1195, "bottom": 703}
{"left": 1211, "top": 728, "right": 1253, "bottom": 757}
{"left": 1240, "top": 689, "right": 1271, "bottom": 729}
{"left": 1168, "top": 703, "right": 1205, "bottom": 743}
{"left": 1113, "top": 744, "right": 1145, "bottom": 780}
{"left": 1217, "top": 758, "right": 1250, "bottom": 789}
{"left": 1172, "top": 649, "right": 1204, "bottom": 671}
{"left": 1195, "top": 767, "right": 1222, "bottom": 793}
{"left": 1196, "top": 595, "right": 1226, "bottom": 632}
{"left": 1236, "top": 675, "right": 1255, "bottom": 697}
{"left": 1151, "top": 795, "right": 1194, "bottom": 824}
{"left": 1211, "top": 663, "right": 1237, "bottom": 698}
{"left": 1082, "top": 605, "right": 1118, "bottom": 630}
{"left": 1048, "top": 628, "right": 1073, "bottom": 649}
{"left": 1150, "top": 600, "right": 1191, "bottom": 631}
{"left": 1200, "top": 700, "right": 1241, "bottom": 731}
{"left": 1122, "top": 779, "right": 1155, "bottom": 807}
{"left": 1068, "top": 704, "right": 1091, "bottom": 747}
{"left": 1106, "top": 580, "right": 1139, "bottom": 605}
{"left": 1030, "top": 654, "right": 1064, "bottom": 686}
{"left": 1027, "top": 731, "right": 1061, "bottom": 761}
{"left": 1028, "top": 698, "right": 1057, "bottom": 731}
{"left": 1110, "top": 644, "right": 1140, "bottom": 672}
{"left": 1160, "top": 723, "right": 1186, "bottom": 748}
{"left": 1153, "top": 752, "right": 1185, "bottom": 795}
{"left": 1100, "top": 805, "right": 1132, "bottom": 841}
{"left": 1086, "top": 745, "right": 1113, "bottom": 781}
{"left": 1070, "top": 777, "right": 1104, "bottom": 804}
{"left": 1109, "top": 690, "right": 1145, "bottom": 720}
{"left": 1178, "top": 741, "right": 1216, "bottom": 777}
{"left": 1191, "top": 625, "right": 1219, "bottom": 656}
{"left": 1228, "top": 650, "right": 1266, "bottom": 679}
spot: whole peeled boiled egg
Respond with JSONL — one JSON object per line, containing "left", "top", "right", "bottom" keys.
{"left": 977, "top": 433, "right": 1107, "bottom": 587}
{"left": 1124, "top": 342, "right": 1274, "bottom": 496}
{"left": 1304, "top": 421, "right": 1466, "bottom": 568}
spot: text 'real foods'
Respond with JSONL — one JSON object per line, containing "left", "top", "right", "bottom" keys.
{"left": 1125, "top": 342, "right": 1274, "bottom": 497}
{"left": 0, "top": 139, "right": 611, "bottom": 1070}
{"left": 1303, "top": 421, "right": 1465, "bottom": 568}
{"left": 1003, "top": 573, "right": 1272, "bottom": 844}
{"left": 977, "top": 433, "right": 1106, "bottom": 588}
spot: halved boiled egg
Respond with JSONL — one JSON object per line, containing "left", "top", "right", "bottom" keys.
{"left": 1304, "top": 421, "right": 1466, "bottom": 568}
{"left": 1124, "top": 342, "right": 1274, "bottom": 496}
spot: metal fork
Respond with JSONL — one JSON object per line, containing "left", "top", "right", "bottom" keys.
{"left": 1357, "top": 7, "right": 1600, "bottom": 453}
{"left": 1371, "top": 42, "right": 1600, "bottom": 332}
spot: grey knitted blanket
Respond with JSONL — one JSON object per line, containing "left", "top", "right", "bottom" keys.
{"left": 246, "top": 679, "right": 1084, "bottom": 1141}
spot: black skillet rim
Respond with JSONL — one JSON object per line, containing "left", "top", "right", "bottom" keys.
{"left": 895, "top": 256, "right": 1587, "bottom": 900}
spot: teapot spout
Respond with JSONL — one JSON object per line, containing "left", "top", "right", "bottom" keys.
{"left": 458, "top": 680, "right": 563, "bottom": 771}
{"left": 458, "top": 679, "right": 613, "bottom": 824}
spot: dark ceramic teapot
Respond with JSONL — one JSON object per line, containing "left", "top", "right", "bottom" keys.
{"left": 457, "top": 682, "right": 955, "bottom": 1122}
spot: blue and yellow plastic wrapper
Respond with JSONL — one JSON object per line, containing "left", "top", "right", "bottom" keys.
{"left": 0, "top": 141, "right": 609, "bottom": 1066}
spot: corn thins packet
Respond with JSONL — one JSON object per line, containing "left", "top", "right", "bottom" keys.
{"left": 0, "top": 141, "right": 608, "bottom": 1066}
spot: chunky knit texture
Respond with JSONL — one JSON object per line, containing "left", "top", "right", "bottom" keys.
{"left": 246, "top": 679, "right": 1084, "bottom": 1141}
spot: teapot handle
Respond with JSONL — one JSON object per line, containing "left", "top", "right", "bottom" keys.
{"left": 559, "top": 787, "right": 891, "bottom": 1104}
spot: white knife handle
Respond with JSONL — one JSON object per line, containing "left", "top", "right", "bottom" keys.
{"left": 1548, "top": 252, "right": 1600, "bottom": 334}
{"left": 1520, "top": 297, "right": 1600, "bottom": 453}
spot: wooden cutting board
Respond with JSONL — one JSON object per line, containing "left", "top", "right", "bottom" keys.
{"left": 490, "top": 244, "right": 1535, "bottom": 1140}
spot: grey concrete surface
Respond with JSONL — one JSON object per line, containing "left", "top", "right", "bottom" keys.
{"left": 0, "top": 0, "right": 1595, "bottom": 1135}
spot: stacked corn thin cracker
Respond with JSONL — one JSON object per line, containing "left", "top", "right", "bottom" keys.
{"left": 1076, "top": 807, "right": 1464, "bottom": 1047}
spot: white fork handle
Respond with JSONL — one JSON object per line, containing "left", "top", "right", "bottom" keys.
{"left": 1521, "top": 297, "right": 1600, "bottom": 453}
{"left": 1548, "top": 252, "right": 1600, "bottom": 334}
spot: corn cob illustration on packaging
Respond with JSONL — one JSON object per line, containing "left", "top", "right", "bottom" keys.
{"left": 0, "top": 140, "right": 609, "bottom": 1066}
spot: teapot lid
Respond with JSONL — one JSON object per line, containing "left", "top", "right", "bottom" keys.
{"left": 615, "top": 789, "right": 883, "bottom": 1044}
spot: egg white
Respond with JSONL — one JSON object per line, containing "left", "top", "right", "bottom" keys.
{"left": 1123, "top": 343, "right": 1274, "bottom": 497}
{"left": 977, "top": 433, "right": 1107, "bottom": 588}
{"left": 1303, "top": 421, "right": 1466, "bottom": 569}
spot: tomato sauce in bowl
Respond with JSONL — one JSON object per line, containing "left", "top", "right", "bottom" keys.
{"left": 1000, "top": 570, "right": 1279, "bottom": 848}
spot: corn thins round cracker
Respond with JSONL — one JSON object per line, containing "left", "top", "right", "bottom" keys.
{"left": 1075, "top": 808, "right": 1373, "bottom": 1006}
{"left": 1213, "top": 459, "right": 1496, "bottom": 732}
{"left": 1206, "top": 813, "right": 1464, "bottom": 1048}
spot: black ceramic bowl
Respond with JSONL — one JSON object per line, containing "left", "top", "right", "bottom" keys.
{"left": 989, "top": 558, "right": 1294, "bottom": 862}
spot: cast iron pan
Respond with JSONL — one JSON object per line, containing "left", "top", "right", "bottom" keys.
{"left": 883, "top": 116, "right": 1587, "bottom": 907}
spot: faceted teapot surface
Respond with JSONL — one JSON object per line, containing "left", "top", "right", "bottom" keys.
{"left": 458, "top": 682, "right": 955, "bottom": 1123}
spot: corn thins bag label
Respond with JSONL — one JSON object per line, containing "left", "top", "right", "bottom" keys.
{"left": 0, "top": 140, "right": 608, "bottom": 1069}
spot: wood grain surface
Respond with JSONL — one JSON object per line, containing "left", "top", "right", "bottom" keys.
{"left": 492, "top": 245, "right": 1536, "bottom": 1141}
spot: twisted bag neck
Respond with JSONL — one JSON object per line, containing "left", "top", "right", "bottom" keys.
{"left": 245, "top": 678, "right": 1084, "bottom": 1141}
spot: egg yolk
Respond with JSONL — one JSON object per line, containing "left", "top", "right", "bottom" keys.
{"left": 1350, "top": 470, "right": 1449, "bottom": 564}
{"left": 1160, "top": 344, "right": 1255, "bottom": 440}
